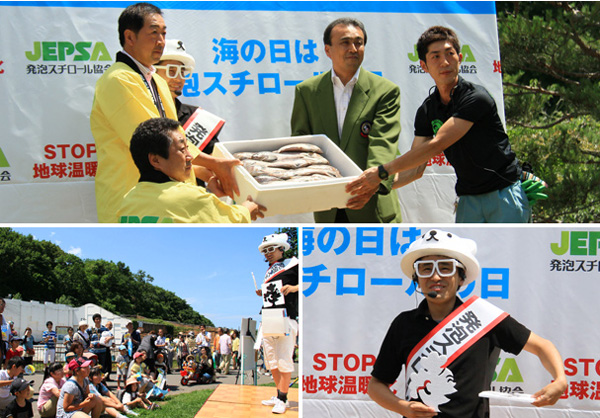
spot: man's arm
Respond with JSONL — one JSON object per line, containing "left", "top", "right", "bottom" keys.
{"left": 522, "top": 332, "right": 567, "bottom": 407}
{"left": 347, "top": 116, "right": 473, "bottom": 198}
{"left": 290, "top": 85, "right": 312, "bottom": 136}
{"left": 368, "top": 377, "right": 437, "bottom": 418}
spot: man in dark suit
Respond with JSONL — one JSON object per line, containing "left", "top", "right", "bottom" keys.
{"left": 291, "top": 17, "right": 402, "bottom": 223}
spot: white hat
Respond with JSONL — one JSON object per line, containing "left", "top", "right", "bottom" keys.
{"left": 258, "top": 233, "right": 290, "bottom": 252}
{"left": 400, "top": 229, "right": 480, "bottom": 285}
{"left": 78, "top": 320, "right": 88, "bottom": 328}
{"left": 160, "top": 39, "right": 195, "bottom": 72}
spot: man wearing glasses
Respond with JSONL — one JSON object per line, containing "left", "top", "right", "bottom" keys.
{"left": 368, "top": 229, "right": 566, "bottom": 417}
{"left": 255, "top": 233, "right": 298, "bottom": 414}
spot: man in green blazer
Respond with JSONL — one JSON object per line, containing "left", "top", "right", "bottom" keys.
{"left": 291, "top": 17, "right": 402, "bottom": 223}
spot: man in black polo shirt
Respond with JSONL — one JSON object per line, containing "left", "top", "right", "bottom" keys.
{"left": 367, "top": 229, "right": 566, "bottom": 417}
{"left": 347, "top": 26, "right": 544, "bottom": 223}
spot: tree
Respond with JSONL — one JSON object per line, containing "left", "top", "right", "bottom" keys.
{"left": 275, "top": 227, "right": 298, "bottom": 260}
{"left": 497, "top": 1, "right": 600, "bottom": 221}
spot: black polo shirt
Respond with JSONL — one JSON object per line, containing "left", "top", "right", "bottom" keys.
{"left": 414, "top": 77, "right": 521, "bottom": 196}
{"left": 371, "top": 298, "right": 531, "bottom": 418}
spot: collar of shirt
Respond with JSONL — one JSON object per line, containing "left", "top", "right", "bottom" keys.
{"left": 121, "top": 50, "right": 156, "bottom": 83}
{"left": 331, "top": 67, "right": 360, "bottom": 138}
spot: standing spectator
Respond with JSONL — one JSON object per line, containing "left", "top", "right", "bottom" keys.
{"left": 196, "top": 325, "right": 211, "bottom": 357}
{"left": 114, "top": 346, "right": 129, "bottom": 391}
{"left": 212, "top": 331, "right": 220, "bottom": 371}
{"left": 87, "top": 314, "right": 109, "bottom": 377}
{"left": 4, "top": 336, "right": 24, "bottom": 368}
{"left": 121, "top": 322, "right": 140, "bottom": 358}
{"left": 42, "top": 321, "right": 57, "bottom": 366}
{"left": 38, "top": 362, "right": 66, "bottom": 418}
{"left": 0, "top": 299, "right": 8, "bottom": 367}
{"left": 100, "top": 322, "right": 115, "bottom": 381}
{"left": 73, "top": 321, "right": 90, "bottom": 351}
{"left": 22, "top": 328, "right": 35, "bottom": 366}
{"left": 217, "top": 328, "right": 232, "bottom": 375}
{"left": 137, "top": 332, "right": 157, "bottom": 375}
{"left": 231, "top": 330, "right": 240, "bottom": 370}
{"left": 154, "top": 329, "right": 170, "bottom": 374}
{"left": 175, "top": 333, "right": 188, "bottom": 372}
{"left": 64, "top": 327, "right": 74, "bottom": 358}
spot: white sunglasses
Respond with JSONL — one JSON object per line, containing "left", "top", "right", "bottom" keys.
{"left": 261, "top": 246, "right": 281, "bottom": 255}
{"left": 414, "top": 259, "right": 464, "bottom": 278}
{"left": 155, "top": 64, "right": 192, "bottom": 79}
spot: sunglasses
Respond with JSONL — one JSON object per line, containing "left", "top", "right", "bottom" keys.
{"left": 155, "top": 64, "right": 192, "bottom": 79}
{"left": 261, "top": 246, "right": 281, "bottom": 255}
{"left": 414, "top": 259, "right": 464, "bottom": 278}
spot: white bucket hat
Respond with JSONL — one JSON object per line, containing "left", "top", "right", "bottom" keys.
{"left": 400, "top": 229, "right": 480, "bottom": 285}
{"left": 160, "top": 39, "right": 196, "bottom": 72}
{"left": 258, "top": 233, "right": 290, "bottom": 252}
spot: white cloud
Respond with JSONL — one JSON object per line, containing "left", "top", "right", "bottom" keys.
{"left": 68, "top": 247, "right": 82, "bottom": 257}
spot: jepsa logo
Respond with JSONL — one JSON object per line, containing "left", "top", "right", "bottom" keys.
{"left": 551, "top": 231, "right": 600, "bottom": 256}
{"left": 25, "top": 41, "right": 111, "bottom": 62}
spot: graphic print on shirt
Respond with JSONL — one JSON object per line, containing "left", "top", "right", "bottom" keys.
{"left": 407, "top": 352, "right": 456, "bottom": 412}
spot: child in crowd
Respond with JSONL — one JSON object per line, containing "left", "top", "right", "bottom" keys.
{"left": 154, "top": 354, "right": 167, "bottom": 377}
{"left": 1, "top": 377, "right": 34, "bottom": 418}
{"left": 116, "top": 345, "right": 130, "bottom": 390}
{"left": 38, "top": 363, "right": 66, "bottom": 418}
{"left": 122, "top": 377, "right": 156, "bottom": 411}
{"left": 89, "top": 367, "right": 138, "bottom": 417}
{"left": 4, "top": 337, "right": 24, "bottom": 368}
{"left": 0, "top": 357, "right": 25, "bottom": 413}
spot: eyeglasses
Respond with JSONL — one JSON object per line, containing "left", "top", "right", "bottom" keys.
{"left": 155, "top": 64, "right": 192, "bottom": 79}
{"left": 261, "top": 246, "right": 280, "bottom": 255}
{"left": 414, "top": 259, "right": 464, "bottom": 278}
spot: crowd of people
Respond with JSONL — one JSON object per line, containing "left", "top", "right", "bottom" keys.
{"left": 0, "top": 300, "right": 247, "bottom": 418}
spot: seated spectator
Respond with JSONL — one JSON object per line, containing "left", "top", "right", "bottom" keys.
{"left": 121, "top": 378, "right": 155, "bottom": 411}
{"left": 56, "top": 358, "right": 103, "bottom": 418}
{"left": 116, "top": 118, "right": 265, "bottom": 223}
{"left": 4, "top": 336, "right": 24, "bottom": 368}
{"left": 88, "top": 367, "right": 137, "bottom": 418}
{"left": 0, "top": 357, "right": 26, "bottom": 414}
{"left": 3, "top": 377, "right": 34, "bottom": 418}
{"left": 38, "top": 362, "right": 66, "bottom": 418}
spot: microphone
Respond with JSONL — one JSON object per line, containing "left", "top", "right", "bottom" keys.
{"left": 416, "top": 289, "right": 439, "bottom": 298}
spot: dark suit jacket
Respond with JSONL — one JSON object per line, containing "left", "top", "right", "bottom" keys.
{"left": 291, "top": 69, "right": 402, "bottom": 223}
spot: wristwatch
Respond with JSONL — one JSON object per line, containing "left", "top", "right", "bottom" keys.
{"left": 377, "top": 165, "right": 389, "bottom": 181}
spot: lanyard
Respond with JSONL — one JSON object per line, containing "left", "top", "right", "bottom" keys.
{"left": 116, "top": 52, "right": 166, "bottom": 118}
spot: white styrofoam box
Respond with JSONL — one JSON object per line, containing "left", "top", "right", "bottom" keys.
{"left": 213, "top": 134, "right": 363, "bottom": 216}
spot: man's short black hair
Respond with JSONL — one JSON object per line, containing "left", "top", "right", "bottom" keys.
{"left": 323, "top": 17, "right": 367, "bottom": 46}
{"left": 118, "top": 2, "right": 163, "bottom": 47}
{"left": 130, "top": 118, "right": 181, "bottom": 175}
{"left": 92, "top": 313, "right": 102, "bottom": 321}
{"left": 416, "top": 26, "right": 461, "bottom": 62}
{"left": 46, "top": 321, "right": 53, "bottom": 327}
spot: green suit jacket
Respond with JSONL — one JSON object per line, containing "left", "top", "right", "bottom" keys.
{"left": 291, "top": 69, "right": 402, "bottom": 223}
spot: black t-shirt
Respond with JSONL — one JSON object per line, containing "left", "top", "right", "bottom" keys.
{"left": 371, "top": 298, "right": 531, "bottom": 418}
{"left": 414, "top": 77, "right": 521, "bottom": 196}
{"left": 2, "top": 399, "right": 33, "bottom": 418}
{"left": 262, "top": 260, "right": 299, "bottom": 320}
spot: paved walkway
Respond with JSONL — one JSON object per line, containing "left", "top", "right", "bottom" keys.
{"left": 27, "top": 366, "right": 294, "bottom": 417}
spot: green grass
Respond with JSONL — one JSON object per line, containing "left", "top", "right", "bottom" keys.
{"left": 132, "top": 389, "right": 214, "bottom": 417}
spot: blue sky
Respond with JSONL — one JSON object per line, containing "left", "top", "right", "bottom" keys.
{"left": 11, "top": 226, "right": 293, "bottom": 330}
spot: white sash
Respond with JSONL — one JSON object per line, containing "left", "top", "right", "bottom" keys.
{"left": 183, "top": 108, "right": 225, "bottom": 152}
{"left": 405, "top": 296, "right": 508, "bottom": 403}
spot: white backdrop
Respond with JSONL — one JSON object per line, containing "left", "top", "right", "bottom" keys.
{"left": 0, "top": 1, "right": 504, "bottom": 222}
{"left": 302, "top": 226, "right": 600, "bottom": 417}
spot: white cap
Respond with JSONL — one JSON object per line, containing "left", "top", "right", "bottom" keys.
{"left": 160, "top": 39, "right": 195, "bottom": 71}
{"left": 400, "top": 229, "right": 480, "bottom": 285}
{"left": 258, "top": 233, "right": 290, "bottom": 252}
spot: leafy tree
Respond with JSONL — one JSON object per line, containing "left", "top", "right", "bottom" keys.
{"left": 497, "top": 1, "right": 600, "bottom": 221}
{"left": 275, "top": 227, "right": 298, "bottom": 260}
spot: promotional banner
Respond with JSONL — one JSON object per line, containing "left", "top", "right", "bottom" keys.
{"left": 302, "top": 226, "right": 600, "bottom": 417}
{"left": 0, "top": 1, "right": 503, "bottom": 222}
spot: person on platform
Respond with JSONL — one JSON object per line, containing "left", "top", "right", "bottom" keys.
{"left": 255, "top": 233, "right": 299, "bottom": 414}
{"left": 368, "top": 229, "right": 567, "bottom": 417}
{"left": 291, "top": 17, "right": 402, "bottom": 223}
{"left": 116, "top": 118, "right": 264, "bottom": 223}
{"left": 347, "top": 26, "right": 546, "bottom": 223}
{"left": 90, "top": 2, "right": 240, "bottom": 222}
